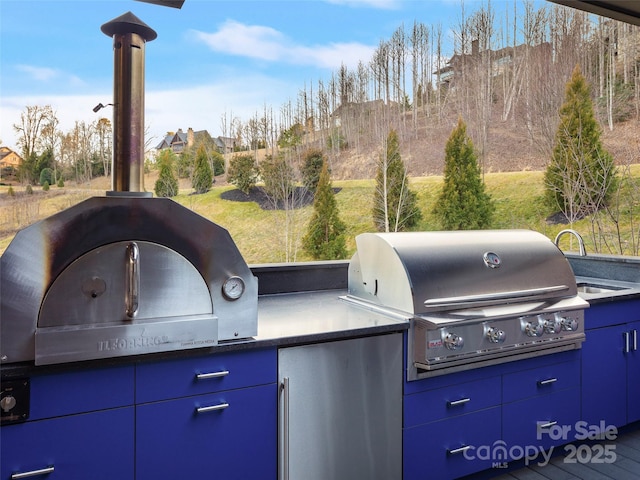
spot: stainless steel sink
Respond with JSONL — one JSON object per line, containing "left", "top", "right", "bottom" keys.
{"left": 576, "top": 283, "right": 626, "bottom": 294}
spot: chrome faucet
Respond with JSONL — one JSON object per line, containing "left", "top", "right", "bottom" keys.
{"left": 554, "top": 229, "right": 586, "bottom": 256}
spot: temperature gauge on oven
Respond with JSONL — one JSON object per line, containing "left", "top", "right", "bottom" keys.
{"left": 222, "top": 276, "right": 245, "bottom": 301}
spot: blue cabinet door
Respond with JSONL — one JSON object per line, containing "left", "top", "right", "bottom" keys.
{"left": 581, "top": 324, "right": 628, "bottom": 428}
{"left": 1, "top": 407, "right": 134, "bottom": 480}
{"left": 627, "top": 320, "right": 640, "bottom": 424}
{"left": 503, "top": 387, "right": 581, "bottom": 456}
{"left": 136, "top": 383, "right": 277, "bottom": 480}
{"left": 404, "top": 407, "right": 502, "bottom": 480}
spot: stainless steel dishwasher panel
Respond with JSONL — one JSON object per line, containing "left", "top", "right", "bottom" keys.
{"left": 278, "top": 333, "right": 402, "bottom": 480}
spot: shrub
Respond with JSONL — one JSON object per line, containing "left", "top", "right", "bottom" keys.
{"left": 303, "top": 161, "right": 347, "bottom": 260}
{"left": 433, "top": 118, "right": 494, "bottom": 230}
{"left": 260, "top": 154, "right": 295, "bottom": 202}
{"left": 301, "top": 149, "right": 326, "bottom": 194}
{"left": 372, "top": 129, "right": 422, "bottom": 232}
{"left": 154, "top": 149, "right": 179, "bottom": 198}
{"left": 227, "top": 154, "right": 258, "bottom": 194}
{"left": 39, "top": 168, "right": 53, "bottom": 186}
{"left": 545, "top": 65, "right": 617, "bottom": 221}
{"left": 192, "top": 145, "right": 213, "bottom": 194}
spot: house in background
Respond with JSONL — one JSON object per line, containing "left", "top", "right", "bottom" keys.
{"left": 433, "top": 40, "right": 552, "bottom": 88}
{"left": 156, "top": 128, "right": 237, "bottom": 155}
{"left": 214, "top": 136, "right": 237, "bottom": 154}
{"left": 0, "top": 147, "right": 22, "bottom": 179}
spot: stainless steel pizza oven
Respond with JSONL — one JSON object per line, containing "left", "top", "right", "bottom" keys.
{"left": 0, "top": 12, "right": 257, "bottom": 366}
{"left": 344, "top": 230, "right": 588, "bottom": 380}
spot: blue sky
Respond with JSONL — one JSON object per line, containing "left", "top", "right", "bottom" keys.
{"left": 1, "top": 0, "right": 545, "bottom": 151}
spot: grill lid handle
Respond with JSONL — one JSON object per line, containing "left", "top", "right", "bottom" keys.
{"left": 125, "top": 242, "right": 140, "bottom": 318}
{"left": 423, "top": 285, "right": 571, "bottom": 309}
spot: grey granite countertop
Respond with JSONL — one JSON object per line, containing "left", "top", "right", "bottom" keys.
{"left": 256, "top": 289, "right": 409, "bottom": 346}
{"left": 0, "top": 289, "right": 408, "bottom": 378}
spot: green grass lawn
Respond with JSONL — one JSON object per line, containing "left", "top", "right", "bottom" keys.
{"left": 3, "top": 167, "right": 640, "bottom": 263}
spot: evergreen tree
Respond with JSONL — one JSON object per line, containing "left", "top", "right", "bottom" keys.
{"left": 154, "top": 149, "right": 179, "bottom": 198}
{"left": 303, "top": 161, "right": 347, "bottom": 260}
{"left": 192, "top": 144, "right": 213, "bottom": 194}
{"left": 544, "top": 65, "right": 617, "bottom": 220}
{"left": 227, "top": 154, "right": 259, "bottom": 194}
{"left": 39, "top": 167, "right": 53, "bottom": 186}
{"left": 433, "top": 118, "right": 494, "bottom": 230}
{"left": 372, "top": 129, "right": 422, "bottom": 232}
{"left": 301, "top": 149, "right": 326, "bottom": 194}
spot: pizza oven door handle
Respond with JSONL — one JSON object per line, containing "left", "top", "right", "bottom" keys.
{"left": 125, "top": 242, "right": 140, "bottom": 319}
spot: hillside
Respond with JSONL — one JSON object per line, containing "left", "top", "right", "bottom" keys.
{"left": 315, "top": 111, "right": 640, "bottom": 180}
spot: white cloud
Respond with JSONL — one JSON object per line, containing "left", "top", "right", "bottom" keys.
{"left": 15, "top": 64, "right": 85, "bottom": 87}
{"left": 190, "top": 21, "right": 286, "bottom": 62}
{"left": 16, "top": 65, "right": 59, "bottom": 82}
{"left": 190, "top": 20, "right": 375, "bottom": 70}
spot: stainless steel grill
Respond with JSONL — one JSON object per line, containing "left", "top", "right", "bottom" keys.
{"left": 344, "top": 230, "right": 588, "bottom": 380}
{"left": 0, "top": 12, "right": 257, "bottom": 366}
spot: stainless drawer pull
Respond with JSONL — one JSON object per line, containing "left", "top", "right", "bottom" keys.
{"left": 633, "top": 329, "right": 638, "bottom": 352}
{"left": 625, "top": 331, "right": 631, "bottom": 354}
{"left": 447, "top": 445, "right": 471, "bottom": 455}
{"left": 196, "top": 370, "right": 229, "bottom": 380}
{"left": 537, "top": 378, "right": 558, "bottom": 386}
{"left": 538, "top": 421, "right": 558, "bottom": 429}
{"left": 447, "top": 397, "right": 471, "bottom": 407}
{"left": 196, "top": 402, "right": 229, "bottom": 413}
{"left": 11, "top": 466, "right": 55, "bottom": 479}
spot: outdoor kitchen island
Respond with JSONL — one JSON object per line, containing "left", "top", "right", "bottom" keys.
{"left": 3, "top": 253, "right": 640, "bottom": 480}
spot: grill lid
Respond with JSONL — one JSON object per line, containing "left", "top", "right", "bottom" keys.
{"left": 348, "top": 230, "right": 580, "bottom": 315}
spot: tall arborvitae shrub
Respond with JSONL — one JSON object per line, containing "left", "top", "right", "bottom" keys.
{"left": 544, "top": 65, "right": 617, "bottom": 220}
{"left": 192, "top": 144, "right": 213, "bottom": 194}
{"left": 154, "top": 149, "right": 179, "bottom": 198}
{"left": 433, "top": 118, "right": 494, "bottom": 230}
{"left": 303, "top": 161, "right": 347, "bottom": 260}
{"left": 301, "top": 149, "right": 326, "bottom": 194}
{"left": 372, "top": 129, "right": 422, "bottom": 232}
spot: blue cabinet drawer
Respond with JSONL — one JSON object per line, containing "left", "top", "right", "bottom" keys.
{"left": 29, "top": 365, "right": 134, "bottom": 420}
{"left": 404, "top": 376, "right": 501, "bottom": 427}
{"left": 502, "top": 360, "right": 580, "bottom": 404}
{"left": 136, "top": 383, "right": 277, "bottom": 480}
{"left": 502, "top": 386, "right": 581, "bottom": 456}
{"left": 404, "top": 406, "right": 502, "bottom": 480}
{"left": 1, "top": 407, "right": 134, "bottom": 480}
{"left": 136, "top": 347, "right": 276, "bottom": 403}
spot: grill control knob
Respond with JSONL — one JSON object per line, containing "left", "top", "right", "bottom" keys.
{"left": 523, "top": 318, "right": 544, "bottom": 337}
{"left": 486, "top": 327, "right": 506, "bottom": 344}
{"left": 541, "top": 315, "right": 562, "bottom": 334}
{"left": 560, "top": 316, "right": 579, "bottom": 331}
{"left": 444, "top": 333, "right": 464, "bottom": 350}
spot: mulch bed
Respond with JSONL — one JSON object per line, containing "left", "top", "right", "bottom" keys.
{"left": 220, "top": 186, "right": 341, "bottom": 211}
